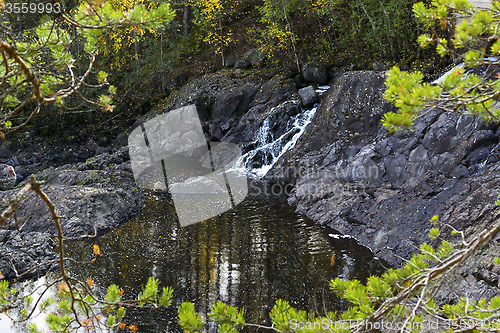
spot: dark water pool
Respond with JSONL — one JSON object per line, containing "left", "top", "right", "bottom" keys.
{"left": 65, "top": 182, "right": 385, "bottom": 332}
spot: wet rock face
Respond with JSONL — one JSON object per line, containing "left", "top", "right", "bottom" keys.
{"left": 141, "top": 72, "right": 266, "bottom": 142}
{"left": 267, "top": 70, "right": 500, "bottom": 301}
{"left": 267, "top": 71, "right": 392, "bottom": 183}
{"left": 141, "top": 71, "right": 302, "bottom": 154}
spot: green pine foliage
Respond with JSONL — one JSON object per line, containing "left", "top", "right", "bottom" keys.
{"left": 209, "top": 301, "right": 246, "bottom": 327}
{"left": 179, "top": 302, "right": 205, "bottom": 333}
{"left": 0, "top": 0, "right": 175, "bottom": 131}
{"left": 1, "top": 274, "right": 175, "bottom": 332}
{"left": 383, "top": 0, "right": 500, "bottom": 133}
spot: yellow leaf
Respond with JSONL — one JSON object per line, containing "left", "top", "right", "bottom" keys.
{"left": 93, "top": 244, "right": 101, "bottom": 256}
{"left": 58, "top": 282, "right": 69, "bottom": 292}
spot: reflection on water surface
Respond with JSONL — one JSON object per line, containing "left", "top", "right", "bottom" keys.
{"left": 63, "top": 183, "right": 384, "bottom": 332}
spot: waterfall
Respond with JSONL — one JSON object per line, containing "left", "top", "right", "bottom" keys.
{"left": 232, "top": 96, "right": 319, "bottom": 179}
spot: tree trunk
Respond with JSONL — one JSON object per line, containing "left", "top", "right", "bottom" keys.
{"left": 183, "top": 5, "right": 190, "bottom": 36}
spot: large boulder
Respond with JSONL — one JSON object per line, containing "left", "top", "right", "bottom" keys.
{"left": 224, "top": 55, "right": 236, "bottom": 68}
{"left": 302, "top": 63, "right": 328, "bottom": 84}
{"left": 234, "top": 60, "right": 250, "bottom": 69}
{"left": 242, "top": 48, "right": 266, "bottom": 67}
{"left": 298, "top": 86, "right": 318, "bottom": 107}
{"left": 373, "top": 62, "right": 386, "bottom": 72}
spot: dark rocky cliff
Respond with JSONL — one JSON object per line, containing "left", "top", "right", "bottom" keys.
{"left": 266, "top": 71, "right": 500, "bottom": 301}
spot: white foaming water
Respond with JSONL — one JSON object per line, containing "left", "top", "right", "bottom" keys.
{"left": 431, "top": 63, "right": 466, "bottom": 85}
{"left": 316, "top": 86, "right": 330, "bottom": 96}
{"left": 230, "top": 100, "right": 318, "bottom": 179}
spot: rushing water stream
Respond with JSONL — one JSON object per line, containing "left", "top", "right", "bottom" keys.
{"left": 235, "top": 100, "right": 318, "bottom": 178}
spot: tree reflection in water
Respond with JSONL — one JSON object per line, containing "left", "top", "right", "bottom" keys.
{"left": 66, "top": 183, "right": 385, "bottom": 332}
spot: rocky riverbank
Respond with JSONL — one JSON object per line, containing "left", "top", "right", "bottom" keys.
{"left": 2, "top": 67, "right": 499, "bottom": 303}
{"left": 0, "top": 146, "right": 142, "bottom": 280}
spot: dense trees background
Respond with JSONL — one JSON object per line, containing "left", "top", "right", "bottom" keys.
{"left": 2, "top": 0, "right": 431, "bottom": 132}
{"left": 0, "top": 0, "right": 435, "bottom": 148}
{"left": 123, "top": 0, "right": 432, "bottom": 97}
